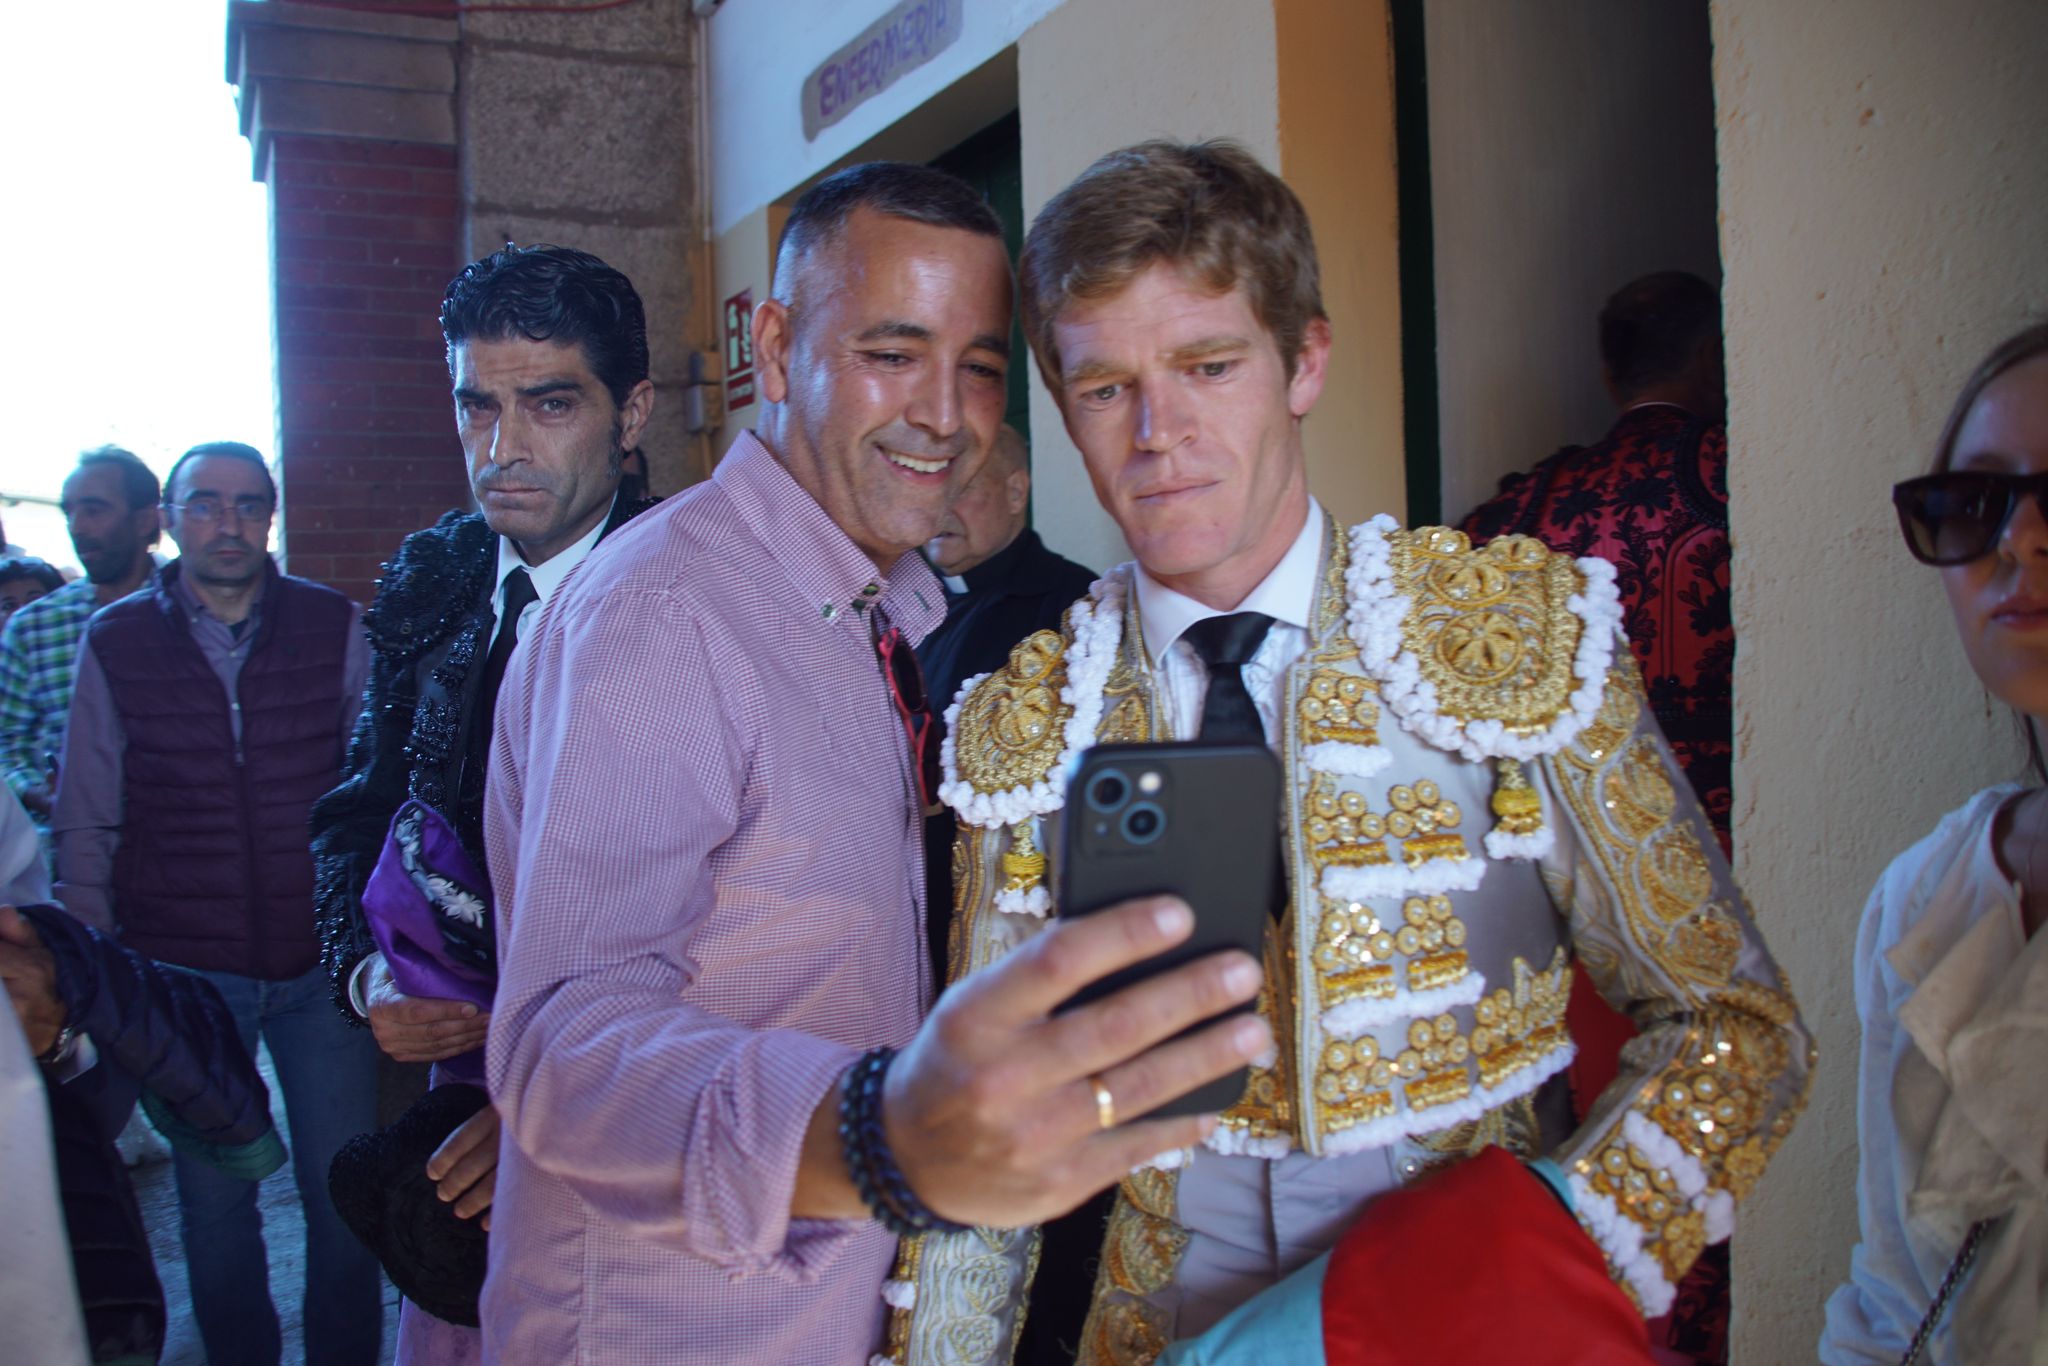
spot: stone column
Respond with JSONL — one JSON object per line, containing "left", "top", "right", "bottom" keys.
{"left": 229, "top": 0, "right": 472, "bottom": 606}
{"left": 458, "top": 6, "right": 703, "bottom": 495}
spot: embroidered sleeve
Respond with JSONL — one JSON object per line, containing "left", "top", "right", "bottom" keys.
{"left": 1535, "top": 648, "right": 1814, "bottom": 1315}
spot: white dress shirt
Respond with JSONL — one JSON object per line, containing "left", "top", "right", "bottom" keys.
{"left": 1133, "top": 498, "right": 1324, "bottom": 745}
{"left": 491, "top": 511, "right": 607, "bottom": 650}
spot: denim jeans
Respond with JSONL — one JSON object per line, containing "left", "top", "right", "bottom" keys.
{"left": 170, "top": 961, "right": 382, "bottom": 1366}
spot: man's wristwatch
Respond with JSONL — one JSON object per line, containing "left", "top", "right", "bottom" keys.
{"left": 36, "top": 1021, "right": 79, "bottom": 1068}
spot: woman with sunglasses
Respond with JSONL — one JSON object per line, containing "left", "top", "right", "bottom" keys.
{"left": 1821, "top": 323, "right": 2048, "bottom": 1365}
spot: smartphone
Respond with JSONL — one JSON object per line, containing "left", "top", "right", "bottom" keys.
{"left": 1056, "top": 740, "right": 1281, "bottom": 1119}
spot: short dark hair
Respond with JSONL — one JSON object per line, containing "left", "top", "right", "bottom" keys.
{"left": 440, "top": 245, "right": 651, "bottom": 408}
{"left": 772, "top": 162, "right": 1004, "bottom": 304}
{"left": 0, "top": 557, "right": 64, "bottom": 594}
{"left": 1019, "top": 140, "right": 1325, "bottom": 385}
{"left": 1598, "top": 271, "right": 1722, "bottom": 396}
{"left": 166, "top": 441, "right": 277, "bottom": 505}
{"left": 75, "top": 445, "right": 161, "bottom": 514}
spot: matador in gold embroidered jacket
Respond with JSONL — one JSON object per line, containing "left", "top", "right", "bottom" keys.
{"left": 879, "top": 515, "right": 1813, "bottom": 1366}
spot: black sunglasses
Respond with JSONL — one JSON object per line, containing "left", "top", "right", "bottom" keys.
{"left": 1892, "top": 470, "right": 2048, "bottom": 566}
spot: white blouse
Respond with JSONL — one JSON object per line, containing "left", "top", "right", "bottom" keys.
{"left": 1820, "top": 784, "right": 2048, "bottom": 1364}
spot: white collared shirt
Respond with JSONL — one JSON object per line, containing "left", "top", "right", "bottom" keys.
{"left": 1133, "top": 498, "right": 1323, "bottom": 746}
{"left": 491, "top": 509, "right": 608, "bottom": 648}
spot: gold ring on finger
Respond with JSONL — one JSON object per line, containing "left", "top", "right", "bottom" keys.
{"left": 1088, "top": 1073, "right": 1116, "bottom": 1130}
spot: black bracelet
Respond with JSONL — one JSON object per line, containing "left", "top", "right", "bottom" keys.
{"left": 838, "top": 1046, "right": 966, "bottom": 1237}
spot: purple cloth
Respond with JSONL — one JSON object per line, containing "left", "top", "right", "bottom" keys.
{"left": 483, "top": 432, "right": 942, "bottom": 1362}
{"left": 52, "top": 560, "right": 369, "bottom": 932}
{"left": 362, "top": 800, "right": 495, "bottom": 1085}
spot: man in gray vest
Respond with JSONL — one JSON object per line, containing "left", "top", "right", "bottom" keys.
{"left": 53, "top": 440, "right": 379, "bottom": 1366}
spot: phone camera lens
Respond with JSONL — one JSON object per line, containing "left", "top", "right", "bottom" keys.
{"left": 1086, "top": 770, "right": 1130, "bottom": 812}
{"left": 1121, "top": 801, "right": 1165, "bottom": 845}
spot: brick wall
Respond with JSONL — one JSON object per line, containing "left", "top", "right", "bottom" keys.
{"left": 268, "top": 133, "right": 470, "bottom": 605}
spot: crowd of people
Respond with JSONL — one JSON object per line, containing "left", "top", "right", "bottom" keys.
{"left": 0, "top": 138, "right": 2038, "bottom": 1366}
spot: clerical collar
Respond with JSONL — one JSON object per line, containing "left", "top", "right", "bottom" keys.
{"left": 1135, "top": 499, "right": 1323, "bottom": 671}
{"left": 494, "top": 497, "right": 610, "bottom": 615}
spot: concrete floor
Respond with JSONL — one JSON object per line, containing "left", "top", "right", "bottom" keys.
{"left": 132, "top": 1041, "right": 402, "bottom": 1365}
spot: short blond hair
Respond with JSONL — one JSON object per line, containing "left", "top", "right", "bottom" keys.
{"left": 1019, "top": 140, "right": 1325, "bottom": 386}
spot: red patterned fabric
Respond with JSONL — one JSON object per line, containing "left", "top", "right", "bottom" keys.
{"left": 1321, "top": 1147, "right": 1653, "bottom": 1366}
{"left": 1460, "top": 404, "right": 1734, "bottom": 1365}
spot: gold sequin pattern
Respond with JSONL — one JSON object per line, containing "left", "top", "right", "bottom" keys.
{"left": 1469, "top": 952, "right": 1573, "bottom": 1091}
{"left": 1387, "top": 778, "right": 1470, "bottom": 868}
{"left": 1389, "top": 528, "right": 1588, "bottom": 728}
{"left": 1304, "top": 772, "right": 1393, "bottom": 870}
{"left": 1298, "top": 669, "right": 1381, "bottom": 747}
{"left": 952, "top": 630, "right": 1072, "bottom": 792}
{"left": 1313, "top": 1030, "right": 1397, "bottom": 1133}
{"left": 1582, "top": 1133, "right": 1711, "bottom": 1284}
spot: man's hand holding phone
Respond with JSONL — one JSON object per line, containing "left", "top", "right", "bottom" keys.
{"left": 877, "top": 895, "right": 1268, "bottom": 1229}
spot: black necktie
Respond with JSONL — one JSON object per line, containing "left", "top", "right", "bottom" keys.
{"left": 473, "top": 568, "right": 537, "bottom": 755}
{"left": 1182, "top": 611, "right": 1276, "bottom": 742}
{"left": 1183, "top": 610, "right": 1286, "bottom": 921}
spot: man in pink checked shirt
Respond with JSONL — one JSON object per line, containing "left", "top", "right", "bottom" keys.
{"left": 481, "top": 161, "right": 1272, "bottom": 1363}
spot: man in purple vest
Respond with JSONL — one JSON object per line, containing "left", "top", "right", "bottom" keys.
{"left": 53, "top": 441, "right": 379, "bottom": 1366}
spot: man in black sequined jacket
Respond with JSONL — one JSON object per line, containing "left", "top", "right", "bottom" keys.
{"left": 308, "top": 247, "right": 663, "bottom": 1346}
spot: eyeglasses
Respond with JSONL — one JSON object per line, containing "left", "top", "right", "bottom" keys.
{"left": 1893, "top": 470, "right": 2048, "bottom": 565}
{"left": 870, "top": 603, "right": 939, "bottom": 812}
{"left": 168, "top": 495, "right": 275, "bottom": 526}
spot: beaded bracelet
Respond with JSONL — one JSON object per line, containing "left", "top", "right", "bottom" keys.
{"left": 839, "top": 1046, "right": 966, "bottom": 1238}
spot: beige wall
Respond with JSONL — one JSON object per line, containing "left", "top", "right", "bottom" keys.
{"left": 1276, "top": 0, "right": 1405, "bottom": 529}
{"left": 1715, "top": 1, "right": 2048, "bottom": 1357}
{"left": 1427, "top": 0, "right": 1720, "bottom": 525}
{"left": 1018, "top": 0, "right": 1279, "bottom": 574}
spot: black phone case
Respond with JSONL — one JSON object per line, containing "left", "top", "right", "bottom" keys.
{"left": 1056, "top": 740, "right": 1282, "bottom": 1120}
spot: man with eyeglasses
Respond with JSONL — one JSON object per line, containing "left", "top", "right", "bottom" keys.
{"left": 52, "top": 440, "right": 382, "bottom": 1366}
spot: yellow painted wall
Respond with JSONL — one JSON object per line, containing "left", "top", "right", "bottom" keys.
{"left": 1714, "top": 1, "right": 2048, "bottom": 1356}
{"left": 1275, "top": 0, "right": 1405, "bottom": 528}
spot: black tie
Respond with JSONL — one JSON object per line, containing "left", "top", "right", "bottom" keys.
{"left": 1183, "top": 611, "right": 1286, "bottom": 922}
{"left": 473, "top": 568, "right": 538, "bottom": 754}
{"left": 1182, "top": 611, "right": 1276, "bottom": 742}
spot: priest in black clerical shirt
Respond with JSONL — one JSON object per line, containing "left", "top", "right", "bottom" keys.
{"left": 917, "top": 425, "right": 1097, "bottom": 715}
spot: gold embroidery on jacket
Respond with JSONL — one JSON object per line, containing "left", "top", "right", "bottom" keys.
{"left": 1411, "top": 1090, "right": 1544, "bottom": 1176}
{"left": 1390, "top": 528, "right": 1587, "bottom": 726}
{"left": 1387, "top": 778, "right": 1469, "bottom": 868}
{"left": 1313, "top": 1031, "right": 1397, "bottom": 1133}
{"left": 1298, "top": 669, "right": 1380, "bottom": 746}
{"left": 953, "top": 630, "right": 1071, "bottom": 792}
{"left": 1468, "top": 951, "right": 1574, "bottom": 1090}
{"left": 1218, "top": 927, "right": 1294, "bottom": 1142}
{"left": 1304, "top": 772, "right": 1393, "bottom": 871}
{"left": 1077, "top": 1181, "right": 1186, "bottom": 1366}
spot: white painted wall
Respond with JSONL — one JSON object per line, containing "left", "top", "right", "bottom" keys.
{"left": 1714, "top": 1, "right": 2048, "bottom": 1358}
{"left": 705, "top": 0, "right": 1059, "bottom": 235}
{"left": 1426, "top": 0, "right": 1720, "bottom": 525}
{"left": 1018, "top": 0, "right": 1282, "bottom": 575}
